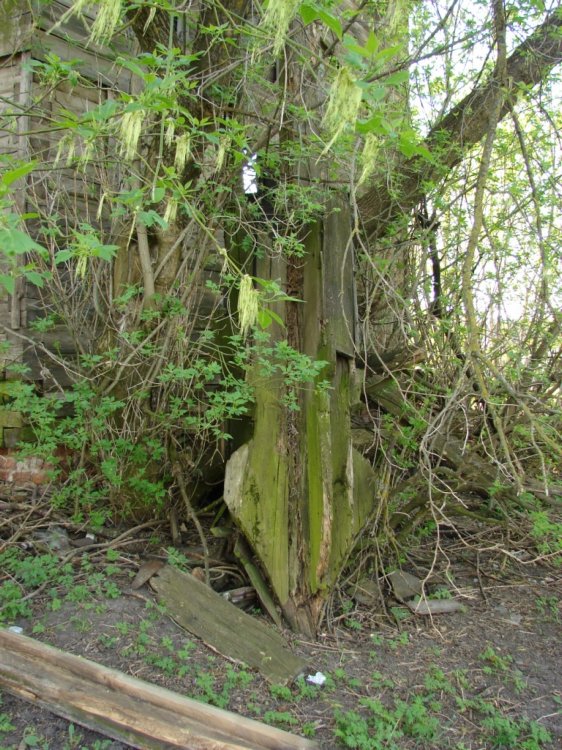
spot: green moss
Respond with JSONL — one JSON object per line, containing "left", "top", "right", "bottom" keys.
{"left": 234, "top": 376, "right": 290, "bottom": 604}
{"left": 305, "top": 392, "right": 328, "bottom": 592}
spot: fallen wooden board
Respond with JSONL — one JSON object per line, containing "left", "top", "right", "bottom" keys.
{"left": 150, "top": 565, "right": 306, "bottom": 685}
{"left": 233, "top": 538, "right": 284, "bottom": 629}
{"left": 0, "top": 629, "right": 318, "bottom": 750}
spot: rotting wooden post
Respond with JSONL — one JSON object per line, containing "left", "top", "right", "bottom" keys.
{"left": 224, "top": 200, "right": 378, "bottom": 636}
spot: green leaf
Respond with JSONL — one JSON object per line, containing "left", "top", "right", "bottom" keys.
{"left": 54, "top": 250, "right": 74, "bottom": 264}
{"left": 299, "top": 4, "right": 342, "bottom": 38}
{"left": 138, "top": 209, "right": 167, "bottom": 229}
{"left": 0, "top": 227, "right": 46, "bottom": 255}
{"left": 151, "top": 186, "right": 166, "bottom": 203}
{"left": 116, "top": 56, "right": 148, "bottom": 78}
{"left": 342, "top": 37, "right": 368, "bottom": 58}
{"left": 364, "top": 31, "right": 379, "bottom": 57}
{"left": 0, "top": 161, "right": 36, "bottom": 189}
{"left": 0, "top": 273, "right": 14, "bottom": 294}
{"left": 94, "top": 243, "right": 119, "bottom": 261}
{"left": 399, "top": 131, "right": 432, "bottom": 160}
{"left": 356, "top": 114, "right": 387, "bottom": 135}
{"left": 299, "top": 4, "right": 319, "bottom": 25}
{"left": 257, "top": 309, "right": 273, "bottom": 329}
{"left": 316, "top": 9, "right": 342, "bottom": 39}
{"left": 24, "top": 270, "right": 46, "bottom": 287}
{"left": 264, "top": 308, "right": 285, "bottom": 327}
{"left": 384, "top": 70, "right": 409, "bottom": 86}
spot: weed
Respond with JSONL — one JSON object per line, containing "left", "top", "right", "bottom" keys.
{"left": 334, "top": 693, "right": 440, "bottom": 749}
{"left": 455, "top": 695, "right": 552, "bottom": 749}
{"left": 482, "top": 709, "right": 552, "bottom": 749}
{"left": 115, "top": 621, "right": 130, "bottom": 636}
{"left": 302, "top": 722, "right": 317, "bottom": 737}
{"left": 0, "top": 712, "right": 15, "bottom": 734}
{"left": 98, "top": 633, "right": 118, "bottom": 649}
{"left": 262, "top": 710, "right": 299, "bottom": 727}
{"left": 369, "top": 631, "right": 409, "bottom": 653}
{"left": 535, "top": 596, "right": 559, "bottom": 622}
{"left": 68, "top": 614, "right": 92, "bottom": 632}
{"left": 334, "top": 709, "right": 376, "bottom": 749}
{"left": 329, "top": 670, "right": 361, "bottom": 691}
{"left": 529, "top": 511, "right": 562, "bottom": 558}
{"left": 512, "top": 669, "right": 528, "bottom": 694}
{"left": 479, "top": 645, "right": 512, "bottom": 673}
{"left": 370, "top": 671, "right": 394, "bottom": 689}
{"left": 146, "top": 653, "right": 177, "bottom": 676}
{"left": 269, "top": 684, "right": 293, "bottom": 701}
{"left": 424, "top": 665, "right": 456, "bottom": 696}
{"left": 177, "top": 641, "right": 196, "bottom": 660}
{"left": 166, "top": 547, "right": 192, "bottom": 571}
{"left": 389, "top": 631, "right": 409, "bottom": 650}
{"left": 194, "top": 665, "right": 253, "bottom": 709}
{"left": 389, "top": 606, "right": 410, "bottom": 622}
{"left": 432, "top": 586, "right": 453, "bottom": 599}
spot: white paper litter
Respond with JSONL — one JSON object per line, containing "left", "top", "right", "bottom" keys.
{"left": 306, "top": 671, "right": 326, "bottom": 686}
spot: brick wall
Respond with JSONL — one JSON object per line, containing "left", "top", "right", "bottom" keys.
{"left": 0, "top": 451, "right": 51, "bottom": 484}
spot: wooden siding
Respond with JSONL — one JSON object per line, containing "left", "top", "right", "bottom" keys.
{"left": 0, "top": 3, "right": 228, "bottom": 448}
{"left": 0, "top": 2, "right": 32, "bottom": 58}
{"left": 0, "top": 2, "right": 131, "bottom": 88}
{"left": 0, "top": 55, "right": 21, "bottom": 156}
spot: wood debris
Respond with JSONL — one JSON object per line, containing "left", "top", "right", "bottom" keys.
{"left": 150, "top": 565, "right": 307, "bottom": 684}
{"left": 0, "top": 629, "right": 318, "bottom": 750}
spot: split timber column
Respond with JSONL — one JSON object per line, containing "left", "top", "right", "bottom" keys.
{"left": 224, "top": 200, "right": 377, "bottom": 636}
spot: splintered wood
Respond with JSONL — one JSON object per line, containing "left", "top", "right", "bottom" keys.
{"left": 0, "top": 629, "right": 318, "bottom": 750}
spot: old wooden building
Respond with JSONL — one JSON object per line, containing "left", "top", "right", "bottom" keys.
{"left": 0, "top": 0, "right": 133, "bottom": 445}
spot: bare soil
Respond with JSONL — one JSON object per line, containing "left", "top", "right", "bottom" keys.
{"left": 0, "top": 518, "right": 560, "bottom": 750}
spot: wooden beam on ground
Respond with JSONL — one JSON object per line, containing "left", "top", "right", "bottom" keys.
{"left": 0, "top": 629, "right": 318, "bottom": 750}
{"left": 150, "top": 565, "right": 306, "bottom": 685}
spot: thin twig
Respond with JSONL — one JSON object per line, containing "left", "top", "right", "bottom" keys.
{"left": 172, "top": 463, "right": 210, "bottom": 586}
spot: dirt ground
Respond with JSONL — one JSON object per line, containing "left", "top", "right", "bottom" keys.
{"left": 0, "top": 520, "right": 560, "bottom": 750}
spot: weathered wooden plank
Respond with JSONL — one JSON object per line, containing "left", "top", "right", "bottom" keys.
{"left": 0, "top": 629, "right": 318, "bottom": 750}
{"left": 34, "top": 0, "right": 131, "bottom": 56}
{"left": 30, "top": 32, "right": 132, "bottom": 90}
{"left": 365, "top": 375, "right": 409, "bottom": 417}
{"left": 233, "top": 537, "right": 284, "bottom": 629}
{"left": 322, "top": 199, "right": 356, "bottom": 358}
{"left": 0, "top": 58, "right": 21, "bottom": 157}
{"left": 150, "top": 565, "right": 307, "bottom": 685}
{"left": 0, "top": 4, "right": 32, "bottom": 57}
